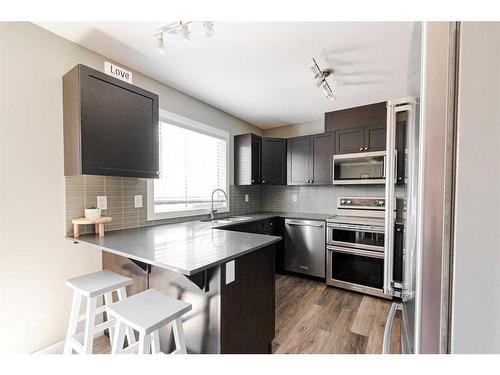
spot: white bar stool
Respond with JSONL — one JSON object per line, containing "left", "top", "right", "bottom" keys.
{"left": 64, "top": 269, "right": 136, "bottom": 354}
{"left": 107, "top": 289, "right": 192, "bottom": 354}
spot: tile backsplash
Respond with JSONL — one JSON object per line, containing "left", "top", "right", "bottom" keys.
{"left": 65, "top": 176, "right": 384, "bottom": 235}
{"left": 65, "top": 176, "right": 263, "bottom": 235}
{"left": 261, "top": 185, "right": 385, "bottom": 214}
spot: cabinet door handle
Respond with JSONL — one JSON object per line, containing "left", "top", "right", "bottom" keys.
{"left": 262, "top": 180, "right": 266, "bottom": 184}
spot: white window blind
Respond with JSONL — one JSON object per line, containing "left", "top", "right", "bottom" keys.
{"left": 151, "top": 120, "right": 228, "bottom": 217}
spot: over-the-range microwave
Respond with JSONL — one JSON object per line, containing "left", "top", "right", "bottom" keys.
{"left": 333, "top": 150, "right": 386, "bottom": 185}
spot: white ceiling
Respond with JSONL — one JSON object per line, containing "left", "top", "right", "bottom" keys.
{"left": 37, "top": 22, "right": 416, "bottom": 129}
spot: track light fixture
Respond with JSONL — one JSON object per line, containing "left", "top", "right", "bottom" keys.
{"left": 180, "top": 23, "right": 190, "bottom": 43}
{"left": 203, "top": 21, "right": 214, "bottom": 37}
{"left": 154, "top": 21, "right": 214, "bottom": 53}
{"left": 155, "top": 35, "right": 165, "bottom": 55}
{"left": 310, "top": 58, "right": 335, "bottom": 101}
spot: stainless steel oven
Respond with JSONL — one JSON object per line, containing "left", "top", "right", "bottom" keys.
{"left": 326, "top": 197, "right": 389, "bottom": 299}
{"left": 326, "top": 244, "right": 386, "bottom": 298}
{"left": 333, "top": 151, "right": 386, "bottom": 185}
{"left": 327, "top": 222, "right": 384, "bottom": 252}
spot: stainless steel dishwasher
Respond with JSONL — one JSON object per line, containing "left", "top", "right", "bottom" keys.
{"left": 284, "top": 219, "right": 326, "bottom": 278}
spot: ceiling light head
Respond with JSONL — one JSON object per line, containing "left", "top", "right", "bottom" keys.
{"left": 180, "top": 23, "right": 190, "bottom": 43}
{"left": 156, "top": 35, "right": 165, "bottom": 54}
{"left": 203, "top": 21, "right": 214, "bottom": 37}
{"left": 311, "top": 57, "right": 335, "bottom": 101}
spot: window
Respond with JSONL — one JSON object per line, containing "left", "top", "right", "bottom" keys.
{"left": 147, "top": 110, "right": 229, "bottom": 220}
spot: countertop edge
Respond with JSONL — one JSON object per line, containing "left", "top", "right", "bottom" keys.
{"left": 67, "top": 234, "right": 282, "bottom": 276}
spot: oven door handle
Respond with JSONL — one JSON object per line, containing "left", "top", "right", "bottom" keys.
{"left": 327, "top": 223, "right": 385, "bottom": 233}
{"left": 327, "top": 245, "right": 385, "bottom": 259}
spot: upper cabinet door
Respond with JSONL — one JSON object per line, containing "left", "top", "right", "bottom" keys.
{"left": 261, "top": 138, "right": 286, "bottom": 185}
{"left": 311, "top": 133, "right": 335, "bottom": 185}
{"left": 365, "top": 124, "right": 387, "bottom": 152}
{"left": 335, "top": 127, "right": 365, "bottom": 154}
{"left": 250, "top": 135, "right": 262, "bottom": 184}
{"left": 63, "top": 64, "right": 159, "bottom": 178}
{"left": 234, "top": 133, "right": 262, "bottom": 185}
{"left": 287, "top": 136, "right": 311, "bottom": 185}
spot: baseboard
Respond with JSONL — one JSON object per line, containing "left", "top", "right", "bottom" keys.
{"left": 33, "top": 332, "right": 105, "bottom": 354}
{"left": 33, "top": 339, "right": 65, "bottom": 354}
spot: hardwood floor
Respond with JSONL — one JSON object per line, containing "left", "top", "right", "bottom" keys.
{"left": 273, "top": 274, "right": 401, "bottom": 354}
{"left": 93, "top": 274, "right": 401, "bottom": 354}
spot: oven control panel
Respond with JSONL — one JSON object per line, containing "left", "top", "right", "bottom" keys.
{"left": 338, "top": 197, "right": 385, "bottom": 209}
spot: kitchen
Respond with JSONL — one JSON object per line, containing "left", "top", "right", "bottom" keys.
{"left": 1, "top": 13, "right": 499, "bottom": 363}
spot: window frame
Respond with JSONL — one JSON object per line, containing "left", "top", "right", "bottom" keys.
{"left": 147, "top": 109, "right": 230, "bottom": 220}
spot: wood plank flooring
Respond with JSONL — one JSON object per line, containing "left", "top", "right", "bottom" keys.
{"left": 273, "top": 274, "right": 401, "bottom": 354}
{"left": 93, "top": 274, "right": 401, "bottom": 354}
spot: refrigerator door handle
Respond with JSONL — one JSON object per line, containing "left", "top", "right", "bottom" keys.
{"left": 382, "top": 301, "right": 402, "bottom": 354}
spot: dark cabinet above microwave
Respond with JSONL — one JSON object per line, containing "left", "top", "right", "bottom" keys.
{"left": 325, "top": 102, "right": 387, "bottom": 154}
{"left": 63, "top": 64, "right": 159, "bottom": 178}
{"left": 335, "top": 124, "right": 386, "bottom": 154}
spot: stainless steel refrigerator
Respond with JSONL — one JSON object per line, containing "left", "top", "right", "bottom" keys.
{"left": 382, "top": 22, "right": 461, "bottom": 354}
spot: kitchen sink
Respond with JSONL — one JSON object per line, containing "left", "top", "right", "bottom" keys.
{"left": 201, "top": 216, "right": 252, "bottom": 224}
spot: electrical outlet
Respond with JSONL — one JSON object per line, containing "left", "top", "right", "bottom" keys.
{"left": 96, "top": 196, "right": 107, "bottom": 210}
{"left": 245, "top": 194, "right": 249, "bottom": 202}
{"left": 292, "top": 194, "right": 298, "bottom": 202}
{"left": 134, "top": 195, "right": 143, "bottom": 208}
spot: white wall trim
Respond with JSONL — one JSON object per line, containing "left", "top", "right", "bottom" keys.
{"left": 147, "top": 109, "right": 230, "bottom": 221}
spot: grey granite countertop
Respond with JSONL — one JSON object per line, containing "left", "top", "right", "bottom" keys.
{"left": 69, "top": 211, "right": 331, "bottom": 276}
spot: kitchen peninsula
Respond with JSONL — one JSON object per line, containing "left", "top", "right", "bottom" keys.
{"left": 69, "top": 217, "right": 281, "bottom": 354}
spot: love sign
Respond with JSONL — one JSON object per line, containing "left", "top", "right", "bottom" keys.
{"left": 104, "top": 62, "right": 133, "bottom": 84}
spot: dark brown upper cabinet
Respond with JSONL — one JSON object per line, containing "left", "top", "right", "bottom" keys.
{"left": 287, "top": 132, "right": 335, "bottom": 185}
{"left": 235, "top": 134, "right": 287, "bottom": 185}
{"left": 63, "top": 64, "right": 159, "bottom": 178}
{"left": 335, "top": 127, "right": 366, "bottom": 154}
{"left": 365, "top": 123, "right": 387, "bottom": 152}
{"left": 234, "top": 133, "right": 262, "bottom": 185}
{"left": 287, "top": 136, "right": 311, "bottom": 185}
{"left": 325, "top": 101, "right": 387, "bottom": 154}
{"left": 261, "top": 138, "right": 287, "bottom": 185}
{"left": 311, "top": 133, "right": 335, "bottom": 185}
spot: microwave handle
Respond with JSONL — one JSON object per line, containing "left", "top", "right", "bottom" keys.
{"left": 327, "top": 245, "right": 385, "bottom": 259}
{"left": 331, "top": 157, "right": 335, "bottom": 184}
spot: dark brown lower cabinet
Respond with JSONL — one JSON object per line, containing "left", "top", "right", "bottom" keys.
{"left": 221, "top": 245, "right": 276, "bottom": 353}
{"left": 222, "top": 218, "right": 284, "bottom": 273}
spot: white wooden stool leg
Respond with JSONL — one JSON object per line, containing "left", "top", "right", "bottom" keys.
{"left": 117, "top": 287, "right": 136, "bottom": 346}
{"left": 150, "top": 330, "right": 161, "bottom": 354}
{"left": 103, "top": 292, "right": 115, "bottom": 343}
{"left": 82, "top": 296, "right": 97, "bottom": 354}
{"left": 137, "top": 333, "right": 151, "bottom": 355}
{"left": 172, "top": 318, "right": 187, "bottom": 354}
{"left": 111, "top": 320, "right": 126, "bottom": 354}
{"left": 64, "top": 291, "right": 82, "bottom": 354}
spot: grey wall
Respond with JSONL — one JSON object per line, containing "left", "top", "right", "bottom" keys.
{"left": 263, "top": 119, "right": 324, "bottom": 138}
{"left": 0, "top": 22, "right": 261, "bottom": 353}
{"left": 451, "top": 22, "right": 500, "bottom": 353}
